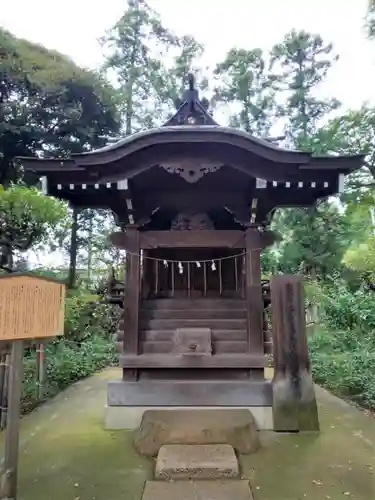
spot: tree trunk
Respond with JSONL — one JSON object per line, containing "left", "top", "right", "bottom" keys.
{"left": 68, "top": 207, "right": 79, "bottom": 289}
{"left": 87, "top": 215, "right": 93, "bottom": 285}
{"left": 0, "top": 244, "right": 13, "bottom": 272}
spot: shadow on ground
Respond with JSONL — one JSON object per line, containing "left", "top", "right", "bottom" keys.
{"left": 0, "top": 368, "right": 374, "bottom": 500}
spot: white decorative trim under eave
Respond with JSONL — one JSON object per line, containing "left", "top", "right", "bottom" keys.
{"left": 255, "top": 179, "right": 331, "bottom": 189}
{"left": 256, "top": 178, "right": 267, "bottom": 189}
{"left": 251, "top": 198, "right": 258, "bottom": 223}
{"left": 52, "top": 179, "right": 332, "bottom": 192}
{"left": 338, "top": 173, "right": 345, "bottom": 193}
{"left": 117, "top": 179, "right": 128, "bottom": 190}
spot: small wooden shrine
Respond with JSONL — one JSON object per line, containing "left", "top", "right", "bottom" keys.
{"left": 19, "top": 76, "right": 364, "bottom": 431}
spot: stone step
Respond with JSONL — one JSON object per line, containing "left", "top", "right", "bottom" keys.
{"left": 140, "top": 308, "right": 247, "bottom": 319}
{"left": 155, "top": 444, "right": 239, "bottom": 480}
{"left": 139, "top": 329, "right": 248, "bottom": 342}
{"left": 142, "top": 299, "right": 246, "bottom": 310}
{"left": 142, "top": 480, "right": 254, "bottom": 500}
{"left": 116, "top": 329, "right": 248, "bottom": 343}
{"left": 139, "top": 340, "right": 249, "bottom": 354}
{"left": 140, "top": 318, "right": 247, "bottom": 330}
{"left": 134, "top": 409, "right": 260, "bottom": 457}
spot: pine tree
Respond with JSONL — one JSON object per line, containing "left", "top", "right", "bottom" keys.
{"left": 101, "top": 0, "right": 179, "bottom": 134}
{"left": 270, "top": 30, "right": 340, "bottom": 149}
{"left": 213, "top": 48, "right": 275, "bottom": 137}
{"left": 268, "top": 30, "right": 347, "bottom": 277}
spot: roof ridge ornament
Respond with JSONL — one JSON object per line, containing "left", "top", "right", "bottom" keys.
{"left": 163, "top": 73, "right": 218, "bottom": 127}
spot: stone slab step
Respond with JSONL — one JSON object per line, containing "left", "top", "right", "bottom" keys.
{"left": 134, "top": 409, "right": 261, "bottom": 457}
{"left": 142, "top": 480, "right": 254, "bottom": 500}
{"left": 155, "top": 444, "right": 239, "bottom": 480}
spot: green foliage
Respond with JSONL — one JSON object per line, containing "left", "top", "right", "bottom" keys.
{"left": 101, "top": 0, "right": 179, "bottom": 133}
{"left": 0, "top": 27, "right": 120, "bottom": 183}
{"left": 270, "top": 29, "right": 340, "bottom": 146}
{"left": 213, "top": 48, "right": 275, "bottom": 137}
{"left": 309, "top": 280, "right": 375, "bottom": 409}
{"left": 366, "top": 0, "right": 375, "bottom": 39}
{"left": 21, "top": 292, "right": 121, "bottom": 413}
{"left": 64, "top": 291, "right": 121, "bottom": 342}
{"left": 270, "top": 203, "right": 351, "bottom": 276}
{"left": 344, "top": 234, "right": 375, "bottom": 282}
{"left": 22, "top": 336, "right": 117, "bottom": 413}
{"left": 0, "top": 184, "right": 67, "bottom": 269}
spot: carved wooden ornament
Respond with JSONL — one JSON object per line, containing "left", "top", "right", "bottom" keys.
{"left": 171, "top": 212, "right": 214, "bottom": 231}
{"left": 160, "top": 160, "right": 222, "bottom": 183}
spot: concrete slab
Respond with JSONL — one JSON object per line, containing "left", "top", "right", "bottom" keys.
{"left": 142, "top": 480, "right": 254, "bottom": 500}
{"left": 155, "top": 444, "right": 239, "bottom": 480}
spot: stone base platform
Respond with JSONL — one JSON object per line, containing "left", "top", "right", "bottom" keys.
{"left": 107, "top": 379, "right": 273, "bottom": 407}
{"left": 105, "top": 404, "right": 273, "bottom": 431}
{"left": 155, "top": 444, "right": 239, "bottom": 480}
{"left": 142, "top": 480, "right": 254, "bottom": 500}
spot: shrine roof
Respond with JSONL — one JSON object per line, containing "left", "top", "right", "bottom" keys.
{"left": 18, "top": 74, "right": 365, "bottom": 178}
{"left": 19, "top": 124, "right": 364, "bottom": 175}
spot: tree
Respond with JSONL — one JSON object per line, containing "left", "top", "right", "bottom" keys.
{"left": 0, "top": 28, "right": 120, "bottom": 184}
{"left": 213, "top": 48, "right": 275, "bottom": 136}
{"left": 0, "top": 185, "right": 67, "bottom": 271}
{"left": 271, "top": 205, "right": 352, "bottom": 276}
{"left": 101, "top": 0, "right": 179, "bottom": 134}
{"left": 270, "top": 30, "right": 340, "bottom": 149}
{"left": 155, "top": 35, "right": 208, "bottom": 115}
{"left": 318, "top": 106, "right": 375, "bottom": 182}
{"left": 268, "top": 31, "right": 346, "bottom": 277}
{"left": 366, "top": 0, "right": 375, "bottom": 39}
{"left": 1, "top": 28, "right": 121, "bottom": 286}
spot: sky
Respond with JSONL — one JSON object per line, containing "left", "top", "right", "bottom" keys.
{"left": 1, "top": 0, "right": 375, "bottom": 112}
{"left": 1, "top": 0, "right": 374, "bottom": 268}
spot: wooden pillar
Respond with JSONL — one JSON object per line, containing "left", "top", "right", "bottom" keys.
{"left": 270, "top": 275, "right": 319, "bottom": 432}
{"left": 244, "top": 227, "right": 264, "bottom": 354}
{"left": 122, "top": 226, "right": 140, "bottom": 381}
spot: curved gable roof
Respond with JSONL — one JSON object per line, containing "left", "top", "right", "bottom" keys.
{"left": 70, "top": 125, "right": 310, "bottom": 166}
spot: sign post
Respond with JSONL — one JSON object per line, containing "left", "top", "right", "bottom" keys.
{"left": 0, "top": 273, "right": 65, "bottom": 500}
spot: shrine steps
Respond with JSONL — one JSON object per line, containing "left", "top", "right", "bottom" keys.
{"left": 116, "top": 298, "right": 254, "bottom": 354}
{"left": 138, "top": 298, "right": 248, "bottom": 355}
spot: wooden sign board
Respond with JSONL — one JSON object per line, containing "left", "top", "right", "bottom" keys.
{"left": 0, "top": 273, "right": 66, "bottom": 341}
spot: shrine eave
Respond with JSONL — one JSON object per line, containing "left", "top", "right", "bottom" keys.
{"left": 18, "top": 126, "right": 365, "bottom": 176}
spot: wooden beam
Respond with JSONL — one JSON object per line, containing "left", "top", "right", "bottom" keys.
{"left": 111, "top": 230, "right": 246, "bottom": 250}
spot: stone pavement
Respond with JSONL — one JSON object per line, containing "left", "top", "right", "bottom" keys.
{"left": 0, "top": 368, "right": 373, "bottom": 500}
